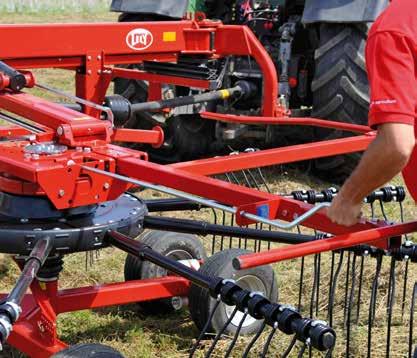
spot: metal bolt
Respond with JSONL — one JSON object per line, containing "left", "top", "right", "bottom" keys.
{"left": 87, "top": 70, "right": 92, "bottom": 75}
{"left": 76, "top": 147, "right": 83, "bottom": 152}
{"left": 20, "top": 218, "right": 29, "bottom": 223}
{"left": 31, "top": 154, "right": 40, "bottom": 160}
{"left": 57, "top": 126, "right": 64, "bottom": 136}
{"left": 103, "top": 182, "right": 110, "bottom": 190}
{"left": 281, "top": 210, "right": 288, "bottom": 217}
{"left": 87, "top": 56, "right": 92, "bottom": 61}
{"left": 67, "top": 160, "right": 75, "bottom": 166}
{"left": 84, "top": 147, "right": 91, "bottom": 153}
{"left": 404, "top": 240, "right": 414, "bottom": 247}
{"left": 58, "top": 189, "right": 65, "bottom": 197}
{"left": 97, "top": 55, "right": 102, "bottom": 60}
{"left": 404, "top": 255, "right": 410, "bottom": 261}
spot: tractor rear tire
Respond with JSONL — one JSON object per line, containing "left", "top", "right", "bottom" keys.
{"left": 311, "top": 23, "right": 370, "bottom": 183}
{"left": 52, "top": 344, "right": 124, "bottom": 357}
{"left": 189, "top": 249, "right": 278, "bottom": 336}
{"left": 124, "top": 230, "right": 207, "bottom": 315}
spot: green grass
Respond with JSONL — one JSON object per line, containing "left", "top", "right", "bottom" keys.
{"left": 0, "top": 11, "right": 416, "bottom": 358}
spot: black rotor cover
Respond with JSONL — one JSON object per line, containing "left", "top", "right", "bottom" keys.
{"left": 0, "top": 193, "right": 146, "bottom": 255}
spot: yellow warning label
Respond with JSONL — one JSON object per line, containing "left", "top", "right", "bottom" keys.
{"left": 39, "top": 282, "right": 46, "bottom": 290}
{"left": 163, "top": 32, "right": 177, "bottom": 42}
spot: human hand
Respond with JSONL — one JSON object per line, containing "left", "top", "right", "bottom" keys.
{"left": 326, "top": 194, "right": 363, "bottom": 227}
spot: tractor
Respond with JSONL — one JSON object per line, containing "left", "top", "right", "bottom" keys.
{"left": 110, "top": 0, "right": 389, "bottom": 181}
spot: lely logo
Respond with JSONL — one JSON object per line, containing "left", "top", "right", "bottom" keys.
{"left": 126, "top": 28, "right": 153, "bottom": 51}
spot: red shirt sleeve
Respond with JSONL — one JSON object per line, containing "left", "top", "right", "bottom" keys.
{"left": 366, "top": 31, "right": 417, "bottom": 128}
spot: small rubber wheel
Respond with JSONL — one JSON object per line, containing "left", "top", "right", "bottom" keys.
{"left": 189, "top": 249, "right": 278, "bottom": 336}
{"left": 52, "top": 344, "right": 124, "bottom": 357}
{"left": 124, "top": 230, "right": 207, "bottom": 315}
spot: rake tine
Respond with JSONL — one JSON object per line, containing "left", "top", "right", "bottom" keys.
{"left": 367, "top": 254, "right": 383, "bottom": 358}
{"left": 229, "top": 214, "right": 235, "bottom": 249}
{"left": 230, "top": 171, "right": 242, "bottom": 186}
{"left": 402, "top": 260, "right": 410, "bottom": 321}
{"left": 267, "top": 224, "right": 272, "bottom": 251}
{"left": 355, "top": 255, "right": 365, "bottom": 324}
{"left": 220, "top": 210, "right": 226, "bottom": 251}
{"left": 297, "top": 342, "right": 307, "bottom": 358}
{"left": 204, "top": 306, "right": 239, "bottom": 358}
{"left": 242, "top": 321, "right": 267, "bottom": 358}
{"left": 296, "top": 226, "right": 305, "bottom": 312}
{"left": 379, "top": 199, "right": 388, "bottom": 221}
{"left": 343, "top": 252, "right": 352, "bottom": 325}
{"left": 259, "top": 323, "right": 278, "bottom": 358}
{"left": 409, "top": 282, "right": 417, "bottom": 358}
{"left": 386, "top": 257, "right": 396, "bottom": 358}
{"left": 281, "top": 336, "right": 297, "bottom": 358}
{"left": 224, "top": 310, "right": 248, "bottom": 358}
{"left": 346, "top": 254, "right": 357, "bottom": 358}
{"left": 370, "top": 202, "right": 375, "bottom": 220}
{"left": 240, "top": 169, "right": 253, "bottom": 188}
{"left": 256, "top": 167, "right": 272, "bottom": 193}
{"left": 246, "top": 169, "right": 261, "bottom": 190}
{"left": 328, "top": 252, "right": 335, "bottom": 314}
{"left": 189, "top": 296, "right": 222, "bottom": 357}
{"left": 310, "top": 254, "right": 319, "bottom": 318}
{"left": 316, "top": 253, "right": 321, "bottom": 317}
{"left": 211, "top": 208, "right": 218, "bottom": 255}
{"left": 328, "top": 251, "right": 345, "bottom": 326}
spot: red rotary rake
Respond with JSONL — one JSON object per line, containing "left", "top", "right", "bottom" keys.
{"left": 0, "top": 16, "right": 415, "bottom": 357}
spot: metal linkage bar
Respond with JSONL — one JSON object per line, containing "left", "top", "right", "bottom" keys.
{"left": 35, "top": 83, "right": 114, "bottom": 126}
{"left": 143, "top": 216, "right": 317, "bottom": 244}
{"left": 0, "top": 237, "right": 52, "bottom": 348}
{"left": 107, "top": 230, "right": 336, "bottom": 352}
{"left": 82, "top": 166, "right": 329, "bottom": 231}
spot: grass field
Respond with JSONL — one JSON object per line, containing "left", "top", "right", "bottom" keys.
{"left": 0, "top": 9, "right": 416, "bottom": 358}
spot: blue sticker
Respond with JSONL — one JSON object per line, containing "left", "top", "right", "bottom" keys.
{"left": 256, "top": 204, "right": 269, "bottom": 218}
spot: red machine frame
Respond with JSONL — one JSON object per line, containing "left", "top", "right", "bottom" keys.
{"left": 0, "top": 19, "right": 416, "bottom": 356}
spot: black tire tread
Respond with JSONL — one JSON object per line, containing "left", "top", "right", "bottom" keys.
{"left": 312, "top": 23, "right": 370, "bottom": 183}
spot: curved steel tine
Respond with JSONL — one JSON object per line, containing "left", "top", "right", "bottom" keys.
{"left": 386, "top": 257, "right": 396, "bottom": 357}
{"left": 370, "top": 202, "right": 375, "bottom": 220}
{"left": 189, "top": 297, "right": 222, "bottom": 357}
{"left": 328, "top": 252, "right": 345, "bottom": 326}
{"left": 367, "top": 254, "right": 383, "bottom": 358}
{"left": 310, "top": 254, "right": 319, "bottom": 319}
{"left": 220, "top": 210, "right": 226, "bottom": 251}
{"left": 259, "top": 324, "right": 278, "bottom": 358}
{"left": 328, "top": 252, "right": 335, "bottom": 318}
{"left": 211, "top": 208, "right": 218, "bottom": 255}
{"left": 256, "top": 167, "right": 271, "bottom": 193}
{"left": 402, "top": 260, "right": 409, "bottom": 321}
{"left": 379, "top": 199, "right": 388, "bottom": 221}
{"left": 356, "top": 255, "right": 365, "bottom": 324}
{"left": 343, "top": 252, "right": 352, "bottom": 326}
{"left": 242, "top": 321, "right": 267, "bottom": 358}
{"left": 281, "top": 336, "right": 297, "bottom": 358}
{"left": 297, "top": 225, "right": 305, "bottom": 313}
{"left": 246, "top": 169, "right": 261, "bottom": 190}
{"left": 204, "top": 306, "right": 239, "bottom": 358}
{"left": 409, "top": 282, "right": 417, "bottom": 358}
{"left": 346, "top": 254, "right": 357, "bottom": 357}
{"left": 316, "top": 253, "right": 322, "bottom": 317}
{"left": 224, "top": 310, "right": 248, "bottom": 358}
{"left": 297, "top": 342, "right": 307, "bottom": 358}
